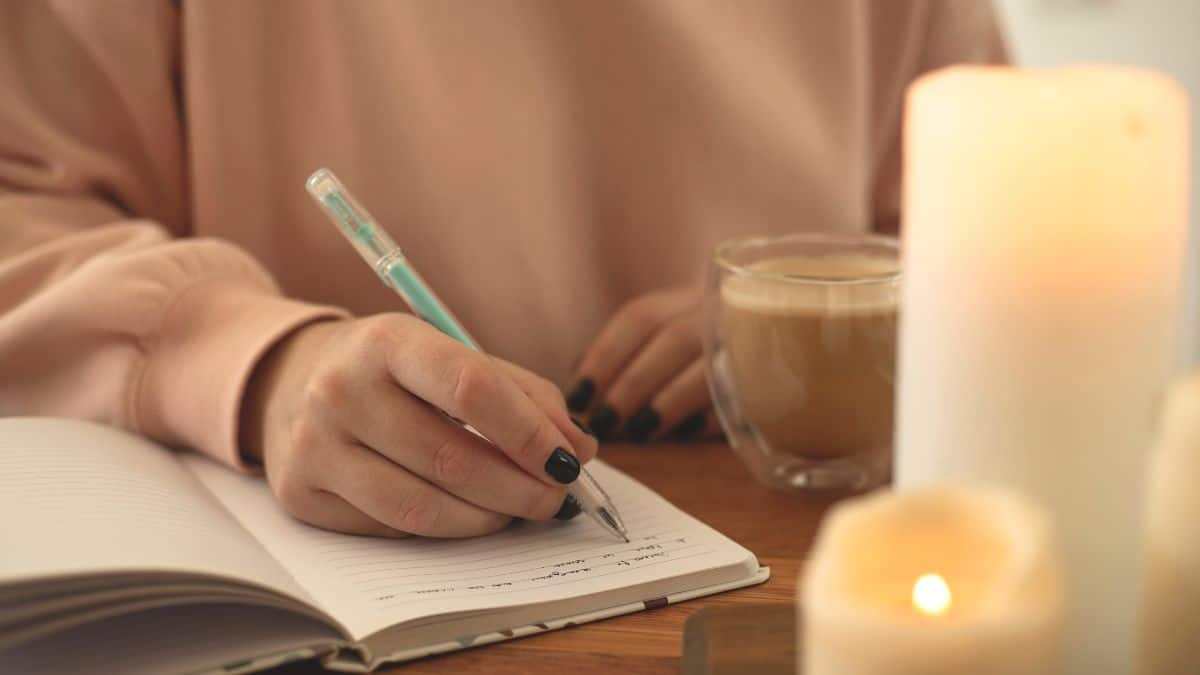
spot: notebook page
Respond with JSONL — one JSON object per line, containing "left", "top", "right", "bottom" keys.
{"left": 0, "top": 419, "right": 310, "bottom": 605}
{"left": 184, "top": 456, "right": 755, "bottom": 640}
{"left": 5, "top": 600, "right": 339, "bottom": 675}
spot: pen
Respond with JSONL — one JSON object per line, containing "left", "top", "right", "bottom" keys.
{"left": 305, "top": 168, "right": 629, "bottom": 543}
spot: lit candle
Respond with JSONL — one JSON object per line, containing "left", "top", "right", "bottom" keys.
{"left": 912, "top": 573, "right": 952, "bottom": 617}
{"left": 1138, "top": 374, "right": 1200, "bottom": 674}
{"left": 895, "top": 66, "right": 1188, "bottom": 675}
{"left": 802, "top": 486, "right": 1064, "bottom": 675}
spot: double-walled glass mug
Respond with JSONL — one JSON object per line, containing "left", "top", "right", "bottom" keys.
{"left": 703, "top": 233, "right": 900, "bottom": 492}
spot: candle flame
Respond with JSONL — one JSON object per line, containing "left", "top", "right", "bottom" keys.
{"left": 912, "top": 573, "right": 952, "bottom": 616}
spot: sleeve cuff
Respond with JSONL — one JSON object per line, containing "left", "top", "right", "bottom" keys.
{"left": 131, "top": 281, "right": 350, "bottom": 470}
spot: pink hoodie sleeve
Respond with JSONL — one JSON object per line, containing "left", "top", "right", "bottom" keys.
{"left": 0, "top": 2, "right": 347, "bottom": 467}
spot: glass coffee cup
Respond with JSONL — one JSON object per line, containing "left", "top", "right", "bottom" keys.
{"left": 703, "top": 233, "right": 900, "bottom": 492}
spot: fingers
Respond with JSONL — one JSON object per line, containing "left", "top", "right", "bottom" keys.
{"left": 642, "top": 359, "right": 710, "bottom": 441}
{"left": 669, "top": 408, "right": 725, "bottom": 440}
{"left": 290, "top": 490, "right": 414, "bottom": 538}
{"left": 567, "top": 289, "right": 708, "bottom": 441}
{"left": 604, "top": 314, "right": 703, "bottom": 440}
{"left": 375, "top": 316, "right": 583, "bottom": 488}
{"left": 568, "top": 290, "right": 696, "bottom": 416}
{"left": 665, "top": 409, "right": 711, "bottom": 440}
{"left": 495, "top": 360, "right": 599, "bottom": 464}
{"left": 701, "top": 408, "right": 725, "bottom": 439}
{"left": 264, "top": 313, "right": 597, "bottom": 539}
{"left": 340, "top": 379, "right": 572, "bottom": 522}
{"left": 270, "top": 421, "right": 510, "bottom": 538}
{"left": 332, "top": 443, "right": 513, "bottom": 538}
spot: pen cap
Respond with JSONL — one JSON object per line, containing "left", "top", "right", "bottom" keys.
{"left": 306, "top": 168, "right": 400, "bottom": 270}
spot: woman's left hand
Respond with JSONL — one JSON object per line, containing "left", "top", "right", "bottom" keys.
{"left": 565, "top": 287, "right": 720, "bottom": 442}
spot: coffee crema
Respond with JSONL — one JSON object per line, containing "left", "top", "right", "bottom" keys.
{"left": 719, "top": 255, "right": 899, "bottom": 460}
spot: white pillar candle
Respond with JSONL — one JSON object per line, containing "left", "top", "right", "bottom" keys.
{"left": 802, "top": 486, "right": 1064, "bottom": 675}
{"left": 896, "top": 66, "right": 1189, "bottom": 675}
{"left": 1138, "top": 374, "right": 1200, "bottom": 674}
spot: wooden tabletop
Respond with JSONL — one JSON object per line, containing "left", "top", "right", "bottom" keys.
{"left": 375, "top": 442, "right": 838, "bottom": 675}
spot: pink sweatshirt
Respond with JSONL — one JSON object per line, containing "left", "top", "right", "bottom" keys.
{"left": 0, "top": 1, "right": 1005, "bottom": 467}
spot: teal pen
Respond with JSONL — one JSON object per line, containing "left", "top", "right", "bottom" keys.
{"left": 306, "top": 168, "right": 629, "bottom": 543}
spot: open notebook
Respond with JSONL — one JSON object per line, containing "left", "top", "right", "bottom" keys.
{"left": 0, "top": 418, "right": 766, "bottom": 674}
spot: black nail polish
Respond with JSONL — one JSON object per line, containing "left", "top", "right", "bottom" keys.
{"left": 554, "top": 495, "right": 582, "bottom": 520}
{"left": 570, "top": 416, "right": 594, "bottom": 436}
{"left": 626, "top": 407, "right": 661, "bottom": 443}
{"left": 670, "top": 410, "right": 707, "bottom": 439}
{"left": 544, "top": 447, "right": 580, "bottom": 484}
{"left": 589, "top": 406, "right": 619, "bottom": 440}
{"left": 566, "top": 378, "right": 595, "bottom": 412}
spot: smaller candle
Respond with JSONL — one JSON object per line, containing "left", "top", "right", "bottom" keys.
{"left": 1138, "top": 374, "right": 1200, "bottom": 674}
{"left": 912, "top": 573, "right": 952, "bottom": 617}
{"left": 802, "top": 486, "right": 1064, "bottom": 675}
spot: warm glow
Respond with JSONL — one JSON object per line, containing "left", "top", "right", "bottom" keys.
{"left": 912, "top": 573, "right": 952, "bottom": 616}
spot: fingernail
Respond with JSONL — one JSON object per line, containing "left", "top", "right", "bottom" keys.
{"left": 625, "top": 407, "right": 661, "bottom": 443}
{"left": 570, "top": 416, "right": 594, "bottom": 436}
{"left": 589, "top": 406, "right": 619, "bottom": 440}
{"left": 566, "top": 378, "right": 595, "bottom": 412}
{"left": 554, "top": 495, "right": 582, "bottom": 520}
{"left": 544, "top": 447, "right": 580, "bottom": 484}
{"left": 671, "top": 410, "right": 707, "bottom": 439}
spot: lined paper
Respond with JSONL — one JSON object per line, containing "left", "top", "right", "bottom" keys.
{"left": 185, "top": 457, "right": 753, "bottom": 640}
{"left": 0, "top": 419, "right": 308, "bottom": 604}
{"left": 5, "top": 600, "right": 337, "bottom": 675}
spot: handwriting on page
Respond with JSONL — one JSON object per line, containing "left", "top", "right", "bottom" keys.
{"left": 299, "top": 481, "right": 719, "bottom": 612}
{"left": 370, "top": 536, "right": 700, "bottom": 604}
{"left": 185, "top": 455, "right": 746, "bottom": 634}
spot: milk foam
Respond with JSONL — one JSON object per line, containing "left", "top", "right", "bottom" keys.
{"left": 720, "top": 255, "right": 900, "bottom": 315}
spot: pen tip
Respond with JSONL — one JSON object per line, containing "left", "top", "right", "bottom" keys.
{"left": 622, "top": 534, "right": 630, "bottom": 543}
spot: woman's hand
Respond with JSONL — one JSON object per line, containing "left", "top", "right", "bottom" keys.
{"left": 240, "top": 314, "right": 598, "bottom": 538}
{"left": 566, "top": 288, "right": 721, "bottom": 443}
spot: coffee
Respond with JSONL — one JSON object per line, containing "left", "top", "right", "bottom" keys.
{"left": 719, "top": 255, "right": 898, "bottom": 460}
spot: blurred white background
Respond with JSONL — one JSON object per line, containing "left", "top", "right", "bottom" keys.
{"left": 995, "top": 0, "right": 1200, "bottom": 364}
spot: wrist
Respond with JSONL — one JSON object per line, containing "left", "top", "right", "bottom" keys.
{"left": 239, "top": 319, "right": 344, "bottom": 464}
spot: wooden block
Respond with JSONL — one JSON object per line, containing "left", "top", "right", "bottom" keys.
{"left": 681, "top": 603, "right": 801, "bottom": 675}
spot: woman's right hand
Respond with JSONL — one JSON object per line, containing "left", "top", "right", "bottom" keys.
{"left": 240, "top": 313, "right": 598, "bottom": 538}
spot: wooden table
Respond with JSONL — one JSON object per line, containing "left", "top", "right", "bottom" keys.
{"left": 379, "top": 442, "right": 838, "bottom": 675}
